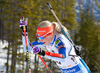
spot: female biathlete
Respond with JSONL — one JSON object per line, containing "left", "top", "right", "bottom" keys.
{"left": 19, "top": 18, "right": 91, "bottom": 73}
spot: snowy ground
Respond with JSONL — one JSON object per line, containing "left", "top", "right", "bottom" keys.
{"left": 0, "top": 40, "right": 46, "bottom": 73}
{"left": 0, "top": 40, "right": 8, "bottom": 73}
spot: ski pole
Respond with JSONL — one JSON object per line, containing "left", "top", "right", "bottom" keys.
{"left": 47, "top": 3, "right": 73, "bottom": 43}
{"left": 31, "top": 44, "right": 52, "bottom": 73}
{"left": 22, "top": 16, "right": 31, "bottom": 73}
{"left": 22, "top": 16, "right": 52, "bottom": 73}
{"left": 37, "top": 54, "right": 52, "bottom": 73}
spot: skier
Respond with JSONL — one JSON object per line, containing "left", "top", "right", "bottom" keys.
{"left": 19, "top": 19, "right": 91, "bottom": 73}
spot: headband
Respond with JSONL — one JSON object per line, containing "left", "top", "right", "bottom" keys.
{"left": 36, "top": 25, "right": 54, "bottom": 37}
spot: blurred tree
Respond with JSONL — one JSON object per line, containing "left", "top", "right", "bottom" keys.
{"left": 0, "top": 0, "right": 7, "bottom": 43}
{"left": 76, "top": 1, "right": 100, "bottom": 72}
{"left": 95, "top": 0, "right": 100, "bottom": 10}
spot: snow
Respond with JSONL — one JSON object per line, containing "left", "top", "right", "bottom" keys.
{"left": 0, "top": 40, "right": 8, "bottom": 73}
{"left": 0, "top": 40, "right": 41, "bottom": 73}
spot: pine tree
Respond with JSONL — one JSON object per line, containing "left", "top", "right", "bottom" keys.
{"left": 77, "top": 2, "right": 100, "bottom": 72}
{"left": 95, "top": 0, "right": 100, "bottom": 10}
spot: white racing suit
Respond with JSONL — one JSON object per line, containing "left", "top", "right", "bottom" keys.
{"left": 22, "top": 33, "right": 91, "bottom": 73}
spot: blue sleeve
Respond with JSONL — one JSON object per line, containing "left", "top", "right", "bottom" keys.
{"left": 32, "top": 41, "right": 46, "bottom": 48}
{"left": 22, "top": 36, "right": 46, "bottom": 52}
{"left": 55, "top": 38, "right": 66, "bottom": 58}
{"left": 32, "top": 41, "right": 44, "bottom": 45}
{"left": 59, "top": 48, "right": 66, "bottom": 58}
{"left": 22, "top": 35, "right": 32, "bottom": 52}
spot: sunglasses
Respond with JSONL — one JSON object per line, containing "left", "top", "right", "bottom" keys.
{"left": 38, "top": 32, "right": 53, "bottom": 40}
{"left": 38, "top": 36, "right": 46, "bottom": 40}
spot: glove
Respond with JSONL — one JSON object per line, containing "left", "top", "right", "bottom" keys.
{"left": 31, "top": 46, "right": 45, "bottom": 56}
{"left": 19, "top": 17, "right": 28, "bottom": 27}
{"left": 31, "top": 46, "right": 41, "bottom": 54}
{"left": 19, "top": 17, "right": 28, "bottom": 32}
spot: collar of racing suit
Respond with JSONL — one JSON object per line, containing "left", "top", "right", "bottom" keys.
{"left": 50, "top": 34, "right": 56, "bottom": 45}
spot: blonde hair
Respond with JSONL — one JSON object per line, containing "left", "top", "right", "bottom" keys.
{"left": 38, "top": 20, "right": 68, "bottom": 34}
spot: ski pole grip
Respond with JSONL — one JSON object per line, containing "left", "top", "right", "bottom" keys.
{"left": 47, "top": 3, "right": 52, "bottom": 9}
{"left": 22, "top": 16, "right": 24, "bottom": 20}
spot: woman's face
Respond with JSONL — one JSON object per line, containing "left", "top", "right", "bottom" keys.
{"left": 39, "top": 33, "right": 55, "bottom": 45}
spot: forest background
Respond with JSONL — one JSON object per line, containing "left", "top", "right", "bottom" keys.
{"left": 0, "top": 0, "right": 100, "bottom": 73}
